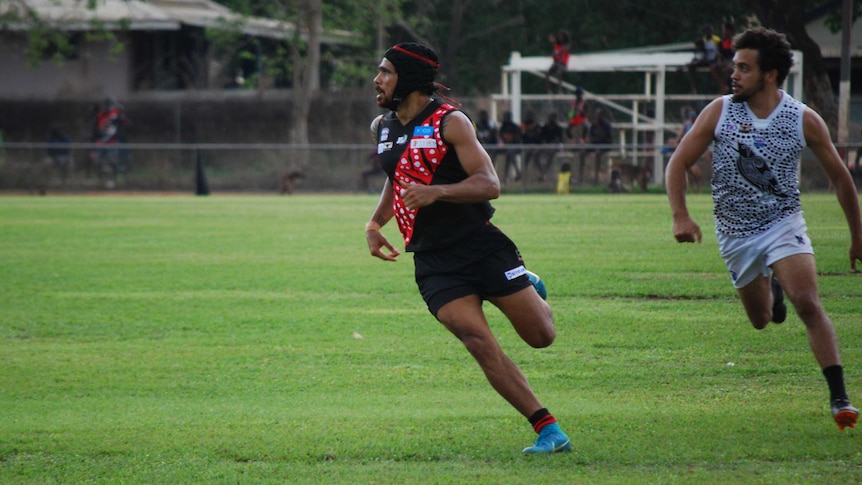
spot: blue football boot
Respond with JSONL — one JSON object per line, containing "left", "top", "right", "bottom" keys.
{"left": 522, "top": 422, "right": 571, "bottom": 454}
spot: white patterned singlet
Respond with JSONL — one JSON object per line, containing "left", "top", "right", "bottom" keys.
{"left": 711, "top": 91, "right": 805, "bottom": 238}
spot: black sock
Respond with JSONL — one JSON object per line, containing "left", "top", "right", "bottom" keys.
{"left": 823, "top": 365, "right": 849, "bottom": 403}
{"left": 527, "top": 408, "right": 557, "bottom": 433}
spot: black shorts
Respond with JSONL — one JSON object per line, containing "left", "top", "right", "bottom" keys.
{"left": 413, "top": 223, "right": 532, "bottom": 315}
{"left": 548, "top": 61, "right": 567, "bottom": 77}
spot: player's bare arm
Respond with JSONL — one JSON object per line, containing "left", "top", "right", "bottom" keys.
{"left": 366, "top": 177, "right": 400, "bottom": 262}
{"left": 666, "top": 98, "right": 722, "bottom": 243}
{"left": 370, "top": 114, "right": 384, "bottom": 141}
{"left": 397, "top": 111, "right": 500, "bottom": 209}
{"left": 366, "top": 114, "right": 400, "bottom": 261}
{"left": 803, "top": 108, "right": 862, "bottom": 270}
{"left": 367, "top": 114, "right": 396, "bottom": 227}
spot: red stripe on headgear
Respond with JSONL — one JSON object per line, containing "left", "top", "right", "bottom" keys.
{"left": 392, "top": 45, "right": 439, "bottom": 68}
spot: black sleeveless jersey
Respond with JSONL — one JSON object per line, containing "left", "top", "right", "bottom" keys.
{"left": 375, "top": 100, "right": 495, "bottom": 252}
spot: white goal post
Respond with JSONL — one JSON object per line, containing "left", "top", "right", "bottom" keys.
{"left": 492, "top": 47, "right": 804, "bottom": 185}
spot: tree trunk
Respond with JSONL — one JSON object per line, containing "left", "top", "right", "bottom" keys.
{"left": 304, "top": 0, "right": 322, "bottom": 92}
{"left": 288, "top": 0, "right": 322, "bottom": 168}
{"left": 442, "top": 0, "right": 468, "bottom": 88}
{"left": 752, "top": 0, "right": 839, "bottom": 137}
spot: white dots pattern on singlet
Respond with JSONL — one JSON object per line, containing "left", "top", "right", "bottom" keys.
{"left": 391, "top": 107, "right": 452, "bottom": 245}
{"left": 711, "top": 93, "right": 804, "bottom": 238}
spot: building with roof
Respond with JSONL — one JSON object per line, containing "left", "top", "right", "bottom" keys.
{"left": 0, "top": 0, "right": 354, "bottom": 100}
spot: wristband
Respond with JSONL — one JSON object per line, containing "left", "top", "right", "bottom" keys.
{"left": 365, "top": 221, "right": 381, "bottom": 232}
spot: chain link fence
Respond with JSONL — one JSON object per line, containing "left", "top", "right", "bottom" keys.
{"left": 0, "top": 142, "right": 380, "bottom": 194}
{"left": 1, "top": 140, "right": 859, "bottom": 194}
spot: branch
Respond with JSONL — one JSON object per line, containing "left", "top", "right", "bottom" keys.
{"left": 392, "top": 18, "right": 435, "bottom": 47}
{"left": 460, "top": 16, "right": 525, "bottom": 42}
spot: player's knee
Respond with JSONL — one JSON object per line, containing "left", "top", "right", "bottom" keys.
{"left": 748, "top": 310, "right": 770, "bottom": 330}
{"left": 792, "top": 298, "right": 824, "bottom": 326}
{"left": 525, "top": 320, "right": 556, "bottom": 348}
{"left": 528, "top": 332, "right": 555, "bottom": 349}
{"left": 457, "top": 331, "right": 496, "bottom": 359}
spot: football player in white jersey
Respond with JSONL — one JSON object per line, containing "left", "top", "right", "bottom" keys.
{"left": 666, "top": 27, "right": 862, "bottom": 431}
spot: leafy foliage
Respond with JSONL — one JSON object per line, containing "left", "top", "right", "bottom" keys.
{"left": 379, "top": 0, "right": 756, "bottom": 94}
{"left": 1, "top": 0, "right": 126, "bottom": 68}
{"left": 5, "top": 0, "right": 853, "bottom": 98}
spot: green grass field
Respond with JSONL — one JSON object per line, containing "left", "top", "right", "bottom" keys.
{"left": 1, "top": 192, "right": 861, "bottom": 484}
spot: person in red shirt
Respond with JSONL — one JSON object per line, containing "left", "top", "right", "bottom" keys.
{"left": 545, "top": 30, "right": 570, "bottom": 94}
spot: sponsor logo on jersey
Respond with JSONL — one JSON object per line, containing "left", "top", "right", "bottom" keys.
{"left": 410, "top": 138, "right": 437, "bottom": 149}
{"left": 396, "top": 134, "right": 408, "bottom": 145}
{"left": 377, "top": 141, "right": 392, "bottom": 154}
{"left": 380, "top": 127, "right": 389, "bottom": 142}
{"left": 505, "top": 265, "right": 527, "bottom": 280}
{"left": 413, "top": 125, "right": 434, "bottom": 137}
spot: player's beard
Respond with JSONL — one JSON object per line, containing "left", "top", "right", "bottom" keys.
{"left": 382, "top": 97, "right": 401, "bottom": 110}
{"left": 376, "top": 90, "right": 401, "bottom": 111}
{"left": 731, "top": 74, "right": 766, "bottom": 103}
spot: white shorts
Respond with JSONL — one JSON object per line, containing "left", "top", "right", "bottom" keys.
{"left": 717, "top": 212, "right": 814, "bottom": 289}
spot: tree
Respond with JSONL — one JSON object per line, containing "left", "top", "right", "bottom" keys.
{"left": 383, "top": 0, "right": 753, "bottom": 95}
{"left": 214, "top": 0, "right": 389, "bottom": 155}
{"left": 7, "top": 0, "right": 852, "bottom": 138}
{"left": 0, "top": 0, "right": 127, "bottom": 68}
{"left": 750, "top": 0, "right": 858, "bottom": 136}
{"left": 212, "top": 1, "right": 312, "bottom": 151}
{"left": 387, "top": 0, "right": 526, "bottom": 92}
{"left": 288, "top": 0, "right": 322, "bottom": 148}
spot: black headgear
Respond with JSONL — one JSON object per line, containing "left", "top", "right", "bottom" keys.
{"left": 383, "top": 42, "right": 439, "bottom": 105}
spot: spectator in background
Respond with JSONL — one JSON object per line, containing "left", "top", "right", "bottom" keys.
{"left": 475, "top": 109, "right": 500, "bottom": 168}
{"left": 853, "top": 128, "right": 862, "bottom": 185}
{"left": 557, "top": 162, "right": 573, "bottom": 194}
{"left": 545, "top": 30, "right": 570, "bottom": 94}
{"left": 668, "top": 107, "right": 698, "bottom": 149}
{"left": 115, "top": 100, "right": 133, "bottom": 174}
{"left": 579, "top": 108, "right": 613, "bottom": 184}
{"left": 46, "top": 123, "right": 72, "bottom": 185}
{"left": 719, "top": 22, "right": 735, "bottom": 65}
{"left": 498, "top": 111, "right": 523, "bottom": 183}
{"left": 536, "top": 112, "right": 564, "bottom": 182}
{"left": 666, "top": 107, "right": 709, "bottom": 193}
{"left": 90, "top": 97, "right": 130, "bottom": 188}
{"left": 84, "top": 102, "right": 101, "bottom": 177}
{"left": 566, "top": 86, "right": 588, "bottom": 143}
{"left": 714, "top": 21, "right": 736, "bottom": 94}
{"left": 520, "top": 110, "right": 542, "bottom": 180}
{"left": 475, "top": 109, "right": 498, "bottom": 146}
{"left": 359, "top": 151, "right": 384, "bottom": 194}
{"left": 685, "top": 24, "right": 724, "bottom": 94}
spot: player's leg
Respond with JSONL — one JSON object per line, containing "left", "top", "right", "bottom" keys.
{"left": 578, "top": 149, "right": 589, "bottom": 183}
{"left": 436, "top": 295, "right": 571, "bottom": 453}
{"left": 593, "top": 151, "right": 604, "bottom": 185}
{"left": 772, "top": 254, "right": 840, "bottom": 367}
{"left": 736, "top": 274, "right": 774, "bottom": 329}
{"left": 724, "top": 228, "right": 785, "bottom": 329}
{"left": 773, "top": 253, "right": 857, "bottom": 430}
{"left": 489, "top": 287, "right": 555, "bottom": 349}
{"left": 436, "top": 295, "right": 569, "bottom": 452}
{"left": 436, "top": 295, "right": 544, "bottom": 416}
{"left": 487, "top": 275, "right": 570, "bottom": 453}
